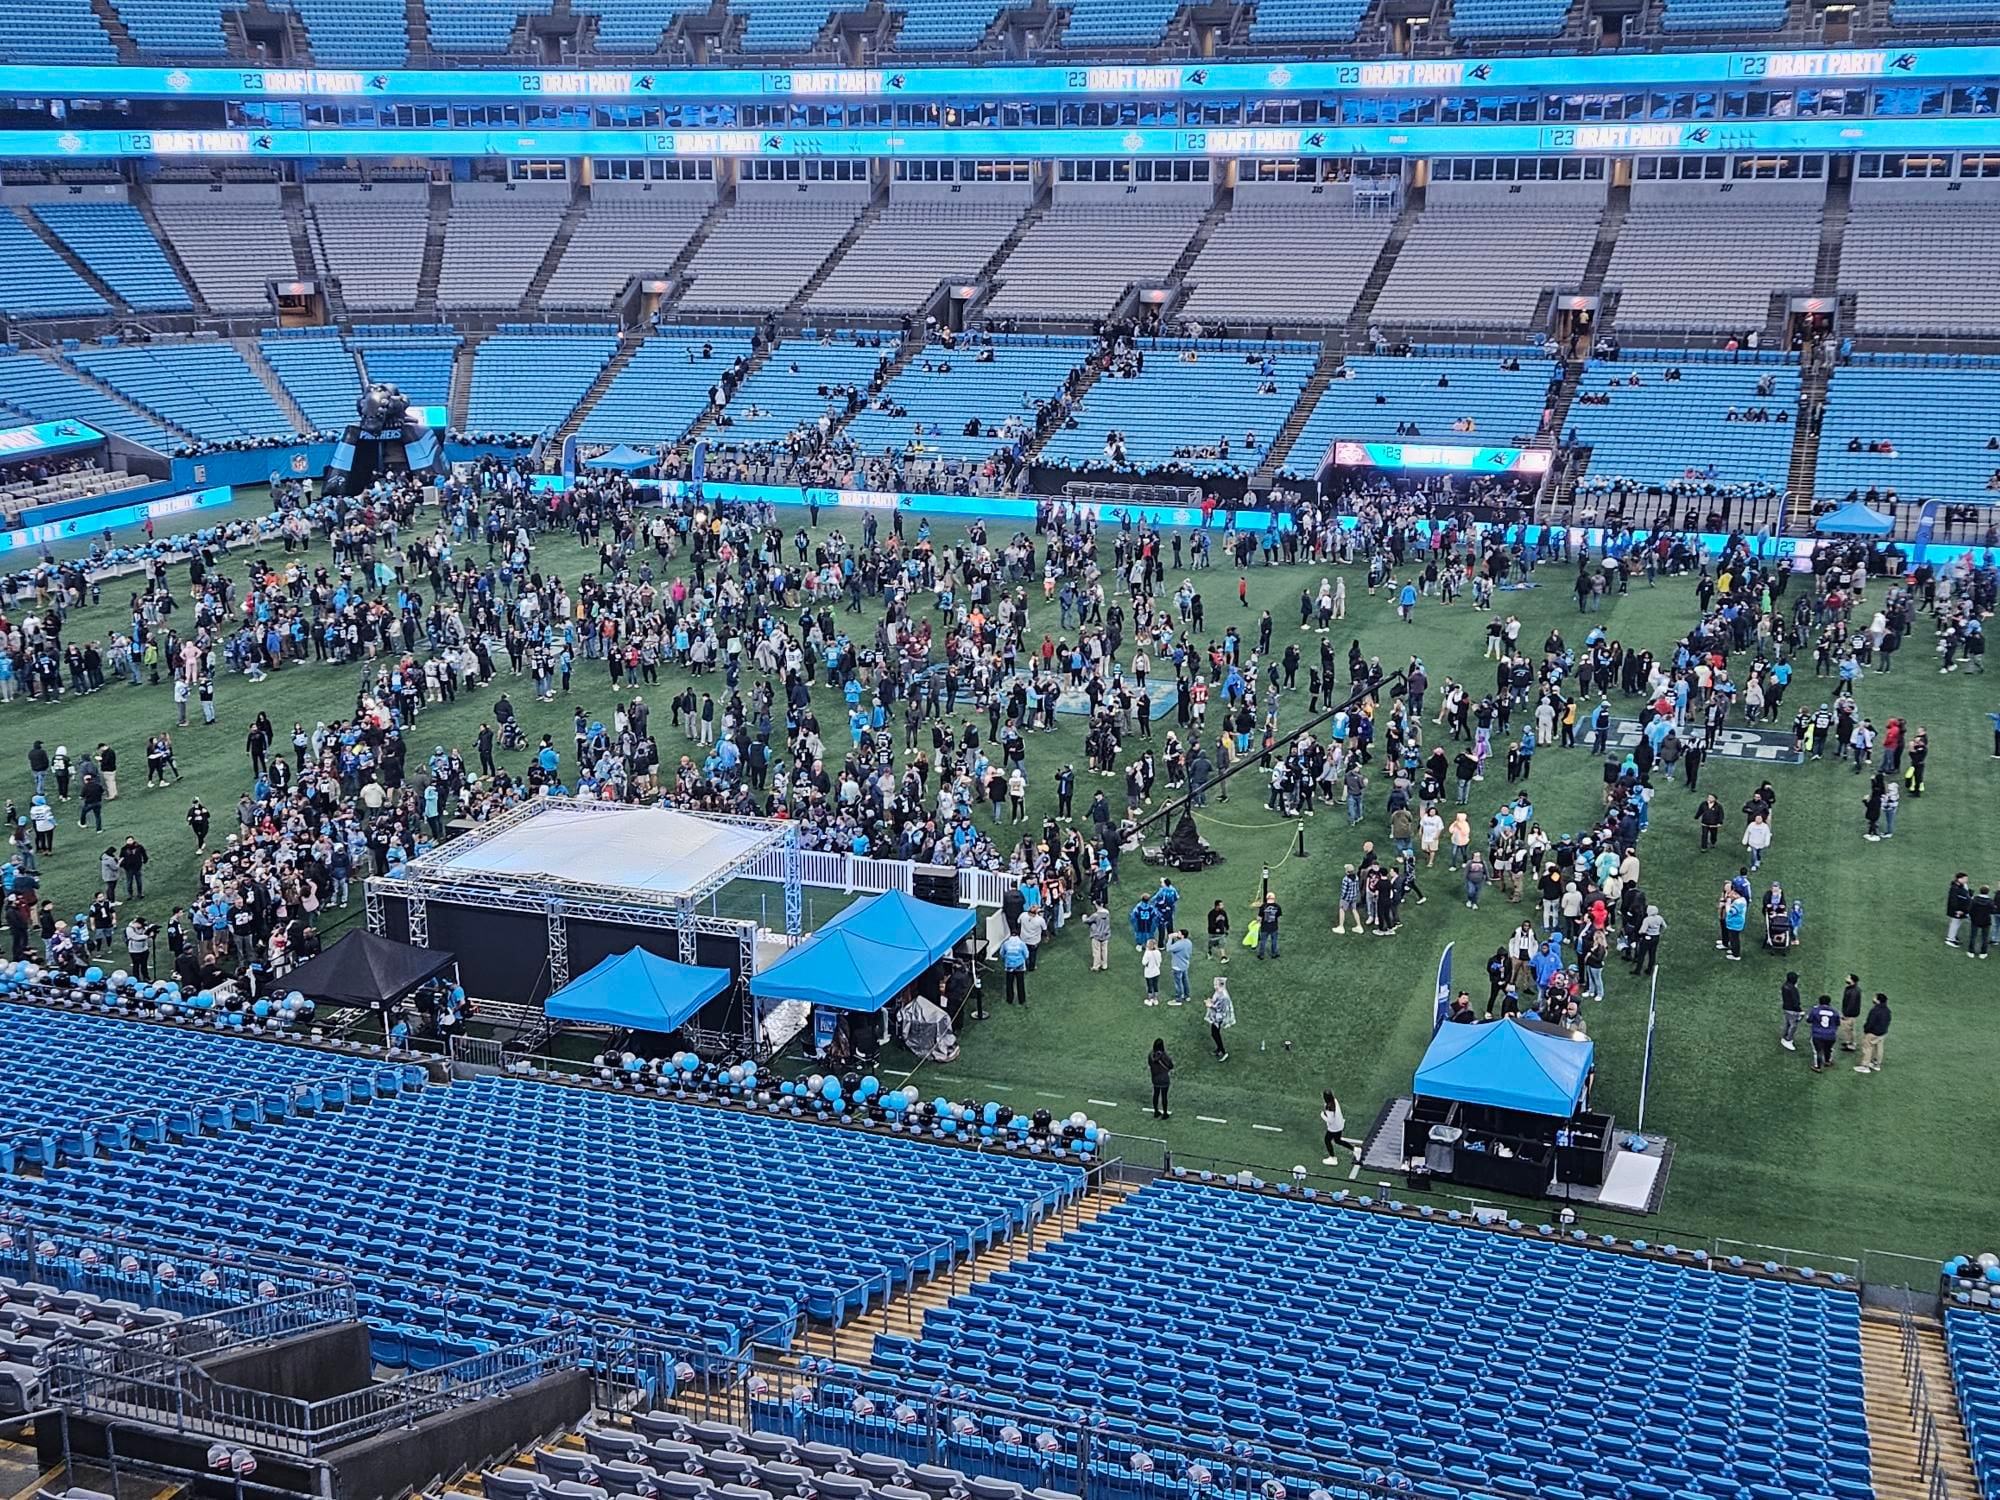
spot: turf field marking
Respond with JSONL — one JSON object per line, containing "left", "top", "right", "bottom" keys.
{"left": 1086, "top": 1098, "right": 1120, "bottom": 1108}
{"left": 1195, "top": 1114, "right": 1229, "bottom": 1124}
{"left": 1250, "top": 1124, "right": 1284, "bottom": 1133}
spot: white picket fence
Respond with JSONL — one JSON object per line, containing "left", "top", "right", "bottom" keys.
{"left": 742, "top": 847, "right": 1013, "bottom": 907}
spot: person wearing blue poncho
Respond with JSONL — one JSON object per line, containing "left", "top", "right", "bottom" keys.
{"left": 1129, "top": 894, "right": 1159, "bottom": 947}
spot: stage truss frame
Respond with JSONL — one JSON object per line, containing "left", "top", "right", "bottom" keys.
{"left": 365, "top": 797, "right": 800, "bottom": 994}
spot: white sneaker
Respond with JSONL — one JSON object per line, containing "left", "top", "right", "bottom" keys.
{"left": 1853, "top": 1065, "right": 1872, "bottom": 1074}
{"left": 1322, "top": 1156, "right": 1340, "bottom": 1167}
{"left": 1780, "top": 1039, "right": 1796, "bottom": 1051}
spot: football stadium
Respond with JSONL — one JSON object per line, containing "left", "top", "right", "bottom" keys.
{"left": 0, "top": 3, "right": 1998, "bottom": 1499}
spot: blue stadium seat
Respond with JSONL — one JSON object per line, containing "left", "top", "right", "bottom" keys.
{"left": 1040, "top": 340, "right": 1316, "bottom": 480}
{"left": 0, "top": 212, "right": 109, "bottom": 318}
{"left": 577, "top": 328, "right": 756, "bottom": 444}
{"left": 69, "top": 341, "right": 293, "bottom": 443}
{"left": 845, "top": 336, "right": 1086, "bottom": 465}
{"left": 1450, "top": 0, "right": 1572, "bottom": 36}
{"left": 466, "top": 327, "right": 620, "bottom": 436}
{"left": 261, "top": 327, "right": 362, "bottom": 432}
{"left": 265, "top": 0, "right": 407, "bottom": 62}
{"left": 108, "top": 0, "right": 243, "bottom": 53}
{"left": 1278, "top": 352, "right": 1556, "bottom": 478}
{"left": 1813, "top": 357, "right": 2000, "bottom": 509}
{"left": 1245, "top": 0, "right": 1368, "bottom": 42}
{"left": 1942, "top": 1311, "right": 1996, "bottom": 1500}
{"left": 0, "top": 0, "right": 116, "bottom": 59}
{"left": 1659, "top": 0, "right": 1785, "bottom": 28}
{"left": 1567, "top": 355, "right": 1799, "bottom": 491}
{"left": 352, "top": 325, "right": 463, "bottom": 409}
{"left": 0, "top": 348, "right": 178, "bottom": 450}
{"left": 30, "top": 202, "right": 192, "bottom": 313}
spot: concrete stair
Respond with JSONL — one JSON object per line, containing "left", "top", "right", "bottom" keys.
{"left": 557, "top": 331, "right": 648, "bottom": 443}
{"left": 11, "top": 205, "right": 127, "bottom": 314}
{"left": 84, "top": 0, "right": 138, "bottom": 57}
{"left": 522, "top": 189, "right": 589, "bottom": 316}
{"left": 1814, "top": 168, "right": 1854, "bottom": 298}
{"left": 1785, "top": 354, "right": 1829, "bottom": 531}
{"left": 1167, "top": 189, "right": 1234, "bottom": 287}
{"left": 1858, "top": 1313, "right": 1978, "bottom": 1500}
{"left": 417, "top": 182, "right": 451, "bottom": 315}
{"left": 788, "top": 186, "right": 889, "bottom": 314}
{"left": 1259, "top": 347, "right": 1341, "bottom": 486}
{"left": 240, "top": 337, "right": 310, "bottom": 433}
{"left": 132, "top": 186, "right": 208, "bottom": 316}
{"left": 281, "top": 181, "right": 341, "bottom": 321}
{"left": 1345, "top": 185, "right": 1425, "bottom": 342}
{"left": 448, "top": 331, "right": 481, "bottom": 430}
{"left": 1578, "top": 181, "right": 1630, "bottom": 298}
{"left": 404, "top": 0, "right": 432, "bottom": 59}
{"left": 657, "top": 187, "right": 738, "bottom": 314}
{"left": 786, "top": 1180, "right": 1137, "bottom": 1369}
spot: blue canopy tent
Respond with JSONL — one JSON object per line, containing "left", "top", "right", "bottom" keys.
{"left": 543, "top": 948, "right": 731, "bottom": 1031}
{"left": 1414, "top": 1017, "right": 1594, "bottom": 1117}
{"left": 819, "top": 889, "right": 975, "bottom": 964}
{"left": 1814, "top": 500, "right": 1895, "bottom": 537}
{"left": 747, "top": 928, "right": 930, "bottom": 1014}
{"left": 584, "top": 443, "right": 657, "bottom": 473}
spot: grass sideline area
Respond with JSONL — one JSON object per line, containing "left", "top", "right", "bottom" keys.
{"left": 4, "top": 487, "right": 1995, "bottom": 1268}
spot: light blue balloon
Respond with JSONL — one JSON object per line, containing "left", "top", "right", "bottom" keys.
{"left": 252, "top": 1000, "right": 271, "bottom": 1018}
{"left": 85, "top": 967, "right": 103, "bottom": 984}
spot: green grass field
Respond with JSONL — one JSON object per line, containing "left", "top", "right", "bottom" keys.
{"left": 7, "top": 490, "right": 1995, "bottom": 1269}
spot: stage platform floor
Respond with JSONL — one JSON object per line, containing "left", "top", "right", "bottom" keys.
{"left": 1358, "top": 1096, "right": 1675, "bottom": 1216}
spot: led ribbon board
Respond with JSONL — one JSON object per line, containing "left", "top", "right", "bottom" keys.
{"left": 9, "top": 115, "right": 2000, "bottom": 158}
{"left": 1332, "top": 441, "right": 1554, "bottom": 474}
{"left": 0, "top": 419, "right": 105, "bottom": 461}
{"left": 0, "top": 47, "right": 1970, "bottom": 101}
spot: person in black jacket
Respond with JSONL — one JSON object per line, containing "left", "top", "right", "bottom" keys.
{"left": 1147, "top": 1039, "right": 1174, "bottom": 1120}
{"left": 1856, "top": 994, "right": 1891, "bottom": 1074}
{"left": 1696, "top": 794, "right": 1726, "bottom": 851}
{"left": 1946, "top": 872, "right": 1973, "bottom": 946}
{"left": 1838, "top": 974, "right": 1864, "bottom": 1052}
{"left": 1969, "top": 885, "right": 1996, "bottom": 959}
{"left": 1779, "top": 971, "right": 1803, "bottom": 1051}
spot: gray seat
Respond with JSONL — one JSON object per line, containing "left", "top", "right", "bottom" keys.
{"left": 535, "top": 1450, "right": 598, "bottom": 1482}
{"left": 716, "top": 1487, "right": 774, "bottom": 1500}
{"left": 654, "top": 1476, "right": 715, "bottom": 1500}
{"left": 0, "top": 1363, "right": 42, "bottom": 1417}
{"left": 850, "top": 1457, "right": 906, "bottom": 1486}
{"left": 551, "top": 1485, "right": 609, "bottom": 1500}
{"left": 754, "top": 1462, "right": 815, "bottom": 1494}
{"left": 595, "top": 1462, "right": 655, "bottom": 1494}
{"left": 635, "top": 1410, "right": 687, "bottom": 1441}
{"left": 482, "top": 1468, "right": 547, "bottom": 1500}
{"left": 909, "top": 1467, "right": 964, "bottom": 1499}
{"left": 644, "top": 1440, "right": 705, "bottom": 1473}
{"left": 699, "top": 1453, "right": 757, "bottom": 1485}
{"left": 816, "top": 1479, "right": 875, "bottom": 1500}
{"left": 879, "top": 1487, "right": 929, "bottom": 1500}
{"left": 1030, "top": 1489, "right": 1081, "bottom": 1500}
{"left": 583, "top": 1428, "right": 645, "bottom": 1464}
{"left": 740, "top": 1432, "right": 795, "bottom": 1463}
{"left": 795, "top": 1444, "right": 852, "bottom": 1472}
{"left": 691, "top": 1421, "right": 746, "bottom": 1450}
{"left": 968, "top": 1482, "right": 1025, "bottom": 1500}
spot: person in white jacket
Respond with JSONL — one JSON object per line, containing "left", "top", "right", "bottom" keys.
{"left": 1743, "top": 813, "right": 1774, "bottom": 872}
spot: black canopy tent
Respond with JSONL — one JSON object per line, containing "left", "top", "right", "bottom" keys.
{"left": 282, "top": 931, "right": 458, "bottom": 1042}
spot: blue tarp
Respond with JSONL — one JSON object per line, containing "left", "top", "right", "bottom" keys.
{"left": 820, "top": 889, "right": 975, "bottom": 964}
{"left": 1814, "top": 500, "right": 1895, "bottom": 536}
{"left": 1414, "top": 1018, "right": 1594, "bottom": 1117}
{"left": 543, "top": 947, "right": 731, "bottom": 1031}
{"left": 584, "top": 443, "right": 657, "bottom": 473}
{"left": 747, "top": 927, "right": 930, "bottom": 1014}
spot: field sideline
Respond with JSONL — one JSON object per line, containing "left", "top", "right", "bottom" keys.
{"left": 6, "top": 489, "right": 1995, "bottom": 1267}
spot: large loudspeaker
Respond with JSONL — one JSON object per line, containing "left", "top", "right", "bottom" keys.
{"left": 910, "top": 864, "right": 961, "bottom": 907}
